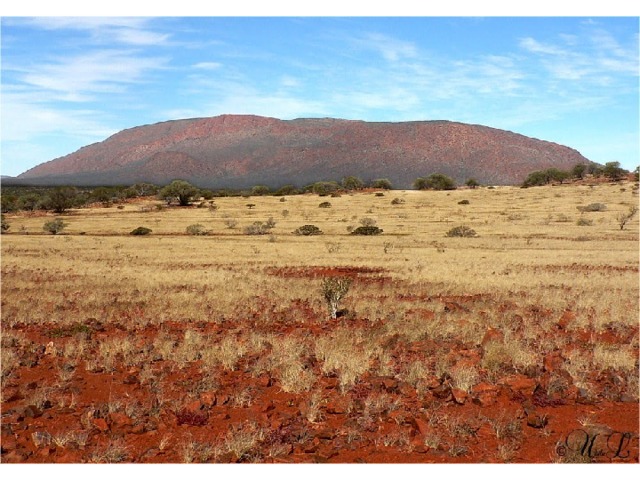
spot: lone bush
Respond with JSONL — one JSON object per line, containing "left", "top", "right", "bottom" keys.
{"left": 576, "top": 218, "right": 593, "bottom": 226}
{"left": 43, "top": 218, "right": 67, "bottom": 235}
{"left": 319, "top": 201, "right": 332, "bottom": 208}
{"left": 186, "top": 224, "right": 208, "bottom": 235}
{"left": 293, "top": 225, "right": 323, "bottom": 236}
{"left": 321, "top": 277, "right": 352, "bottom": 319}
{"left": 130, "top": 226, "right": 152, "bottom": 236}
{"left": 1, "top": 214, "right": 9, "bottom": 233}
{"left": 458, "top": 199, "right": 470, "bottom": 205}
{"left": 446, "top": 225, "right": 477, "bottom": 237}
{"left": 351, "top": 226, "right": 383, "bottom": 235}
{"left": 244, "top": 218, "right": 276, "bottom": 235}
{"left": 391, "top": 198, "right": 405, "bottom": 205}
{"left": 577, "top": 203, "right": 607, "bottom": 212}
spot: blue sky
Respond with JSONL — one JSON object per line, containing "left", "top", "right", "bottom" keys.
{"left": 1, "top": 9, "right": 639, "bottom": 177}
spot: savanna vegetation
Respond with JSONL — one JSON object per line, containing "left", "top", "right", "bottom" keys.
{"left": 1, "top": 171, "right": 638, "bottom": 464}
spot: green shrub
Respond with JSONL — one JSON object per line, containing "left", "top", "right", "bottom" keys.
{"left": 445, "top": 225, "right": 477, "bottom": 237}
{"left": 293, "top": 225, "right": 323, "bottom": 236}
{"left": 186, "top": 224, "right": 208, "bottom": 235}
{"left": 351, "top": 226, "right": 383, "bottom": 235}
{"left": 130, "top": 226, "right": 152, "bottom": 236}
{"left": 43, "top": 218, "right": 67, "bottom": 235}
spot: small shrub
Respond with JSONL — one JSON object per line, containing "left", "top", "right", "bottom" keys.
{"left": 293, "top": 225, "right": 323, "bottom": 236}
{"left": 319, "top": 201, "right": 332, "bottom": 208}
{"left": 43, "top": 218, "right": 67, "bottom": 235}
{"left": 351, "top": 226, "right": 383, "bottom": 235}
{"left": 576, "top": 218, "right": 593, "bottom": 226}
{"left": 224, "top": 218, "right": 238, "bottom": 229}
{"left": 391, "top": 198, "right": 405, "bottom": 205}
{"left": 246, "top": 203, "right": 256, "bottom": 209}
{"left": 359, "top": 217, "right": 377, "bottom": 227}
{"left": 577, "top": 203, "right": 607, "bottom": 212}
{"left": 375, "top": 192, "right": 385, "bottom": 197}
{"left": 244, "top": 218, "right": 275, "bottom": 235}
{"left": 186, "top": 224, "right": 208, "bottom": 235}
{"left": 446, "top": 226, "right": 477, "bottom": 237}
{"left": 1, "top": 214, "right": 9, "bottom": 233}
{"left": 458, "top": 199, "right": 470, "bottom": 205}
{"left": 130, "top": 226, "right": 152, "bottom": 236}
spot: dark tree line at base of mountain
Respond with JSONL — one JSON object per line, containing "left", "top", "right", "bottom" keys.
{"left": 2, "top": 163, "right": 636, "bottom": 216}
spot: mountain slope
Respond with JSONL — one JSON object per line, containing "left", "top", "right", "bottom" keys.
{"left": 17, "top": 115, "right": 591, "bottom": 188}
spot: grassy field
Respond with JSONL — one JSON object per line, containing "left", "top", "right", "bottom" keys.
{"left": 1, "top": 180, "right": 638, "bottom": 463}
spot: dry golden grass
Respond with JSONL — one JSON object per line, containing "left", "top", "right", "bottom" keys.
{"left": 1, "top": 181, "right": 638, "bottom": 400}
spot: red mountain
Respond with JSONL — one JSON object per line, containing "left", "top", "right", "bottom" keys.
{"left": 17, "top": 115, "right": 591, "bottom": 188}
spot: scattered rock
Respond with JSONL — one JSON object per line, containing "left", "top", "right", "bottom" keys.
{"left": 471, "top": 382, "right": 499, "bottom": 407}
{"left": 200, "top": 392, "right": 217, "bottom": 407}
{"left": 526, "top": 413, "right": 549, "bottom": 429}
{"left": 23, "top": 405, "right": 42, "bottom": 418}
{"left": 432, "top": 383, "right": 452, "bottom": 400}
{"left": 92, "top": 418, "right": 109, "bottom": 432}
{"left": 543, "top": 351, "right": 565, "bottom": 373}
{"left": 500, "top": 374, "right": 537, "bottom": 397}
{"left": 451, "top": 388, "right": 468, "bottom": 405}
{"left": 110, "top": 412, "right": 134, "bottom": 429}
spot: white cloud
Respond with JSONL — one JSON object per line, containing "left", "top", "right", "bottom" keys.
{"left": 17, "top": 50, "right": 169, "bottom": 100}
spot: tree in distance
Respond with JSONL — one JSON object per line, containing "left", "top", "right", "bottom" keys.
{"left": 414, "top": 173, "right": 456, "bottom": 190}
{"left": 341, "top": 176, "right": 364, "bottom": 191}
{"left": 159, "top": 180, "right": 200, "bottom": 206}
{"left": 370, "top": 178, "right": 393, "bottom": 190}
{"left": 45, "top": 186, "right": 78, "bottom": 213}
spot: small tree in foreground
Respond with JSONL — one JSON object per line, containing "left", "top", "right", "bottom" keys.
{"left": 322, "top": 277, "right": 352, "bottom": 319}
{"left": 43, "top": 218, "right": 67, "bottom": 235}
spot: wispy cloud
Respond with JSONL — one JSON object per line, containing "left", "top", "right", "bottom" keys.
{"left": 15, "top": 50, "right": 169, "bottom": 101}
{"left": 350, "top": 32, "right": 419, "bottom": 62}
{"left": 12, "top": 17, "right": 172, "bottom": 46}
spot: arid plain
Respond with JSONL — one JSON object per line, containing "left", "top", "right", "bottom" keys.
{"left": 1, "top": 180, "right": 638, "bottom": 463}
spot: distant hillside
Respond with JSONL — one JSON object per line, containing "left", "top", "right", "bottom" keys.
{"left": 17, "top": 115, "right": 591, "bottom": 188}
